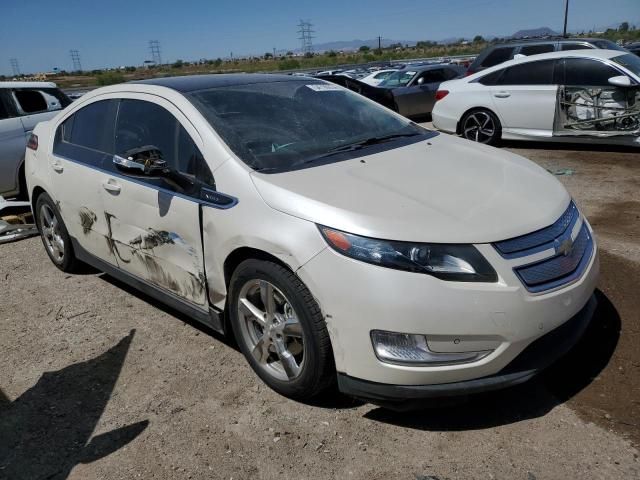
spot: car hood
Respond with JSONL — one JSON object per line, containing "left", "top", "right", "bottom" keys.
{"left": 250, "top": 134, "right": 570, "bottom": 244}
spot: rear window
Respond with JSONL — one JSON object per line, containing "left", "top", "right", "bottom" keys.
{"left": 12, "top": 88, "right": 70, "bottom": 115}
{"left": 499, "top": 60, "right": 556, "bottom": 85}
{"left": 480, "top": 47, "right": 515, "bottom": 68}
{"left": 519, "top": 44, "right": 555, "bottom": 56}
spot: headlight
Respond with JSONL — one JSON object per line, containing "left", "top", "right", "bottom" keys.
{"left": 319, "top": 226, "right": 497, "bottom": 282}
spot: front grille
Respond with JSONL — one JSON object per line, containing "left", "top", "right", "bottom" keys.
{"left": 494, "top": 201, "right": 578, "bottom": 259}
{"left": 513, "top": 224, "right": 593, "bottom": 293}
{"left": 493, "top": 201, "right": 594, "bottom": 293}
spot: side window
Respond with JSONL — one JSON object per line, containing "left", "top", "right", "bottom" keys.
{"left": 498, "top": 60, "right": 556, "bottom": 85}
{"left": 519, "top": 44, "right": 555, "bottom": 56}
{"left": 417, "top": 69, "right": 448, "bottom": 83}
{"left": 480, "top": 47, "right": 515, "bottom": 68}
{"left": 0, "top": 93, "right": 10, "bottom": 120}
{"left": 562, "top": 58, "right": 621, "bottom": 86}
{"left": 115, "top": 99, "right": 214, "bottom": 187}
{"left": 12, "top": 88, "right": 70, "bottom": 115}
{"left": 53, "top": 99, "right": 117, "bottom": 165}
{"left": 443, "top": 68, "right": 461, "bottom": 80}
{"left": 560, "top": 43, "right": 592, "bottom": 51}
{"left": 478, "top": 69, "right": 504, "bottom": 86}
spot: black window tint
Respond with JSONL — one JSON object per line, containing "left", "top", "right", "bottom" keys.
{"left": 14, "top": 90, "right": 48, "bottom": 114}
{"left": 478, "top": 69, "right": 504, "bottom": 85}
{"left": 177, "top": 125, "right": 214, "bottom": 185}
{"left": 499, "top": 60, "right": 556, "bottom": 85}
{"left": 519, "top": 44, "right": 555, "bottom": 55}
{"left": 560, "top": 43, "right": 592, "bottom": 51}
{"left": 0, "top": 94, "right": 9, "bottom": 120}
{"left": 418, "top": 69, "right": 448, "bottom": 83}
{"left": 69, "top": 100, "right": 115, "bottom": 152}
{"left": 563, "top": 58, "right": 620, "bottom": 86}
{"left": 444, "top": 68, "right": 461, "bottom": 80}
{"left": 480, "top": 47, "right": 515, "bottom": 68}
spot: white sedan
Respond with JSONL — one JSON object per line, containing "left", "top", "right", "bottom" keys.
{"left": 359, "top": 69, "right": 398, "bottom": 86}
{"left": 432, "top": 49, "right": 640, "bottom": 146}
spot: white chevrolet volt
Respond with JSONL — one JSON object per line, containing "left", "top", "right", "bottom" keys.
{"left": 25, "top": 74, "right": 599, "bottom": 408}
{"left": 432, "top": 50, "right": 640, "bottom": 147}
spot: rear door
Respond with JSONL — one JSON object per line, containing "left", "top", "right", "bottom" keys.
{"left": 49, "top": 99, "right": 121, "bottom": 263}
{"left": 99, "top": 96, "right": 212, "bottom": 308}
{"left": 0, "top": 91, "right": 25, "bottom": 195}
{"left": 394, "top": 68, "right": 457, "bottom": 116}
{"left": 12, "top": 87, "right": 69, "bottom": 132}
{"left": 489, "top": 59, "right": 558, "bottom": 137}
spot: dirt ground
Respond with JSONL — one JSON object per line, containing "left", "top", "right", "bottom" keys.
{"left": 1, "top": 136, "right": 639, "bottom": 480}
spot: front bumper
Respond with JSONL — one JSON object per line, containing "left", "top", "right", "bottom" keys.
{"left": 337, "top": 294, "right": 597, "bottom": 409}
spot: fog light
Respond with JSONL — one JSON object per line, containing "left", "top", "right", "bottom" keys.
{"left": 371, "top": 330, "right": 492, "bottom": 366}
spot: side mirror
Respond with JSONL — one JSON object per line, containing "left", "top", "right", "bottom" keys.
{"left": 113, "top": 145, "right": 168, "bottom": 175}
{"left": 608, "top": 75, "right": 633, "bottom": 87}
{"left": 417, "top": 77, "right": 425, "bottom": 85}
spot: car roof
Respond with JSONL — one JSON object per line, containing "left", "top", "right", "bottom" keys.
{"left": 130, "top": 73, "right": 307, "bottom": 93}
{"left": 498, "top": 37, "right": 610, "bottom": 45}
{"left": 0, "top": 81, "right": 58, "bottom": 89}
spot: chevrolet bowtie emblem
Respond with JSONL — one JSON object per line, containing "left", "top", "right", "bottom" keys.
{"left": 555, "top": 237, "right": 574, "bottom": 257}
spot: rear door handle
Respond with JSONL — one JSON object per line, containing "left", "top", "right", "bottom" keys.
{"left": 102, "top": 179, "right": 121, "bottom": 194}
{"left": 51, "top": 162, "right": 64, "bottom": 173}
{"left": 494, "top": 91, "right": 511, "bottom": 98}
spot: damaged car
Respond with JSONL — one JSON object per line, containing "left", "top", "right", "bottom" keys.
{"left": 432, "top": 50, "right": 640, "bottom": 146}
{"left": 26, "top": 75, "right": 598, "bottom": 407}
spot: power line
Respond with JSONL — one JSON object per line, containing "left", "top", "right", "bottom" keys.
{"left": 10, "top": 58, "right": 20, "bottom": 76}
{"left": 297, "top": 20, "right": 315, "bottom": 54}
{"left": 149, "top": 40, "right": 162, "bottom": 66}
{"left": 70, "top": 49, "right": 82, "bottom": 72}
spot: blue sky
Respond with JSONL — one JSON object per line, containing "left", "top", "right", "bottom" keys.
{"left": 1, "top": 0, "right": 638, "bottom": 75}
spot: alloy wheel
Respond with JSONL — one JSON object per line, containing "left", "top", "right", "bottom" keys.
{"left": 237, "top": 279, "right": 305, "bottom": 382}
{"left": 463, "top": 111, "right": 495, "bottom": 143}
{"left": 39, "top": 204, "right": 65, "bottom": 264}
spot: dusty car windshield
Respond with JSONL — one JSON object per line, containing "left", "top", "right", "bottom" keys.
{"left": 379, "top": 71, "right": 417, "bottom": 87}
{"left": 611, "top": 53, "right": 640, "bottom": 77}
{"left": 187, "top": 80, "right": 429, "bottom": 172}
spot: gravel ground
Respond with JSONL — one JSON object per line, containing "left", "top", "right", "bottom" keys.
{"left": 1, "top": 134, "right": 639, "bottom": 480}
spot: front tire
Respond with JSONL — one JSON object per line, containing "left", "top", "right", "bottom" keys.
{"left": 35, "top": 192, "right": 81, "bottom": 273}
{"left": 228, "top": 259, "right": 334, "bottom": 400}
{"left": 460, "top": 109, "right": 501, "bottom": 145}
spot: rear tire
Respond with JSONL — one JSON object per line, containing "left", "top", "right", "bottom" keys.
{"left": 35, "top": 192, "right": 81, "bottom": 273}
{"left": 228, "top": 259, "right": 335, "bottom": 400}
{"left": 460, "top": 109, "right": 501, "bottom": 145}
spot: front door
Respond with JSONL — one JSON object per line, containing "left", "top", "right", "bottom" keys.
{"left": 99, "top": 96, "right": 213, "bottom": 308}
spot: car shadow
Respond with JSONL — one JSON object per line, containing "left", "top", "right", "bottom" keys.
{"left": 0, "top": 330, "right": 148, "bottom": 479}
{"left": 500, "top": 140, "right": 639, "bottom": 154}
{"left": 364, "top": 290, "right": 620, "bottom": 430}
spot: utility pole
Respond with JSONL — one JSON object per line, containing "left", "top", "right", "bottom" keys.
{"left": 297, "top": 20, "right": 315, "bottom": 54}
{"left": 10, "top": 58, "right": 20, "bottom": 76}
{"left": 70, "top": 49, "right": 82, "bottom": 72}
{"left": 563, "top": 0, "right": 570, "bottom": 37}
{"left": 378, "top": 36, "right": 382, "bottom": 51}
{"left": 149, "top": 40, "right": 162, "bottom": 66}
{"left": 273, "top": 47, "right": 276, "bottom": 58}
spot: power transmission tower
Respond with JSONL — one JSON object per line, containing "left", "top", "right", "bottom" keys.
{"left": 149, "top": 40, "right": 162, "bottom": 66}
{"left": 10, "top": 58, "right": 20, "bottom": 76}
{"left": 70, "top": 49, "right": 82, "bottom": 71}
{"left": 297, "top": 20, "right": 315, "bottom": 54}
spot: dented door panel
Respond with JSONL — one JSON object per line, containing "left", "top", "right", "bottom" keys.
{"left": 554, "top": 85, "right": 640, "bottom": 137}
{"left": 101, "top": 182, "right": 207, "bottom": 307}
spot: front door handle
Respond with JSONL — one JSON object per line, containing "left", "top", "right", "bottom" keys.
{"left": 494, "top": 91, "right": 511, "bottom": 98}
{"left": 102, "top": 179, "right": 121, "bottom": 194}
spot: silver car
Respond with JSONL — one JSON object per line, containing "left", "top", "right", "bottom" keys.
{"left": 0, "top": 82, "right": 71, "bottom": 198}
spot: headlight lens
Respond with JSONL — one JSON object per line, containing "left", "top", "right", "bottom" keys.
{"left": 319, "top": 226, "right": 497, "bottom": 282}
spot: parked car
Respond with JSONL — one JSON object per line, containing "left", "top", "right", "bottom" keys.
{"left": 378, "top": 64, "right": 466, "bottom": 117}
{"left": 27, "top": 74, "right": 599, "bottom": 407}
{"left": 626, "top": 42, "right": 640, "bottom": 57}
{"left": 467, "top": 37, "right": 627, "bottom": 75}
{"left": 433, "top": 50, "right": 640, "bottom": 146}
{"left": 0, "top": 82, "right": 70, "bottom": 198}
{"left": 360, "top": 69, "right": 398, "bottom": 86}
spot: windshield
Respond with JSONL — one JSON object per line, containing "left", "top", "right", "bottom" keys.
{"left": 592, "top": 39, "right": 627, "bottom": 52}
{"left": 611, "top": 53, "right": 640, "bottom": 78}
{"left": 187, "top": 79, "right": 430, "bottom": 172}
{"left": 379, "top": 70, "right": 417, "bottom": 87}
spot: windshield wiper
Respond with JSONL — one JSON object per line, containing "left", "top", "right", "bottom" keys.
{"left": 289, "top": 132, "right": 422, "bottom": 169}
